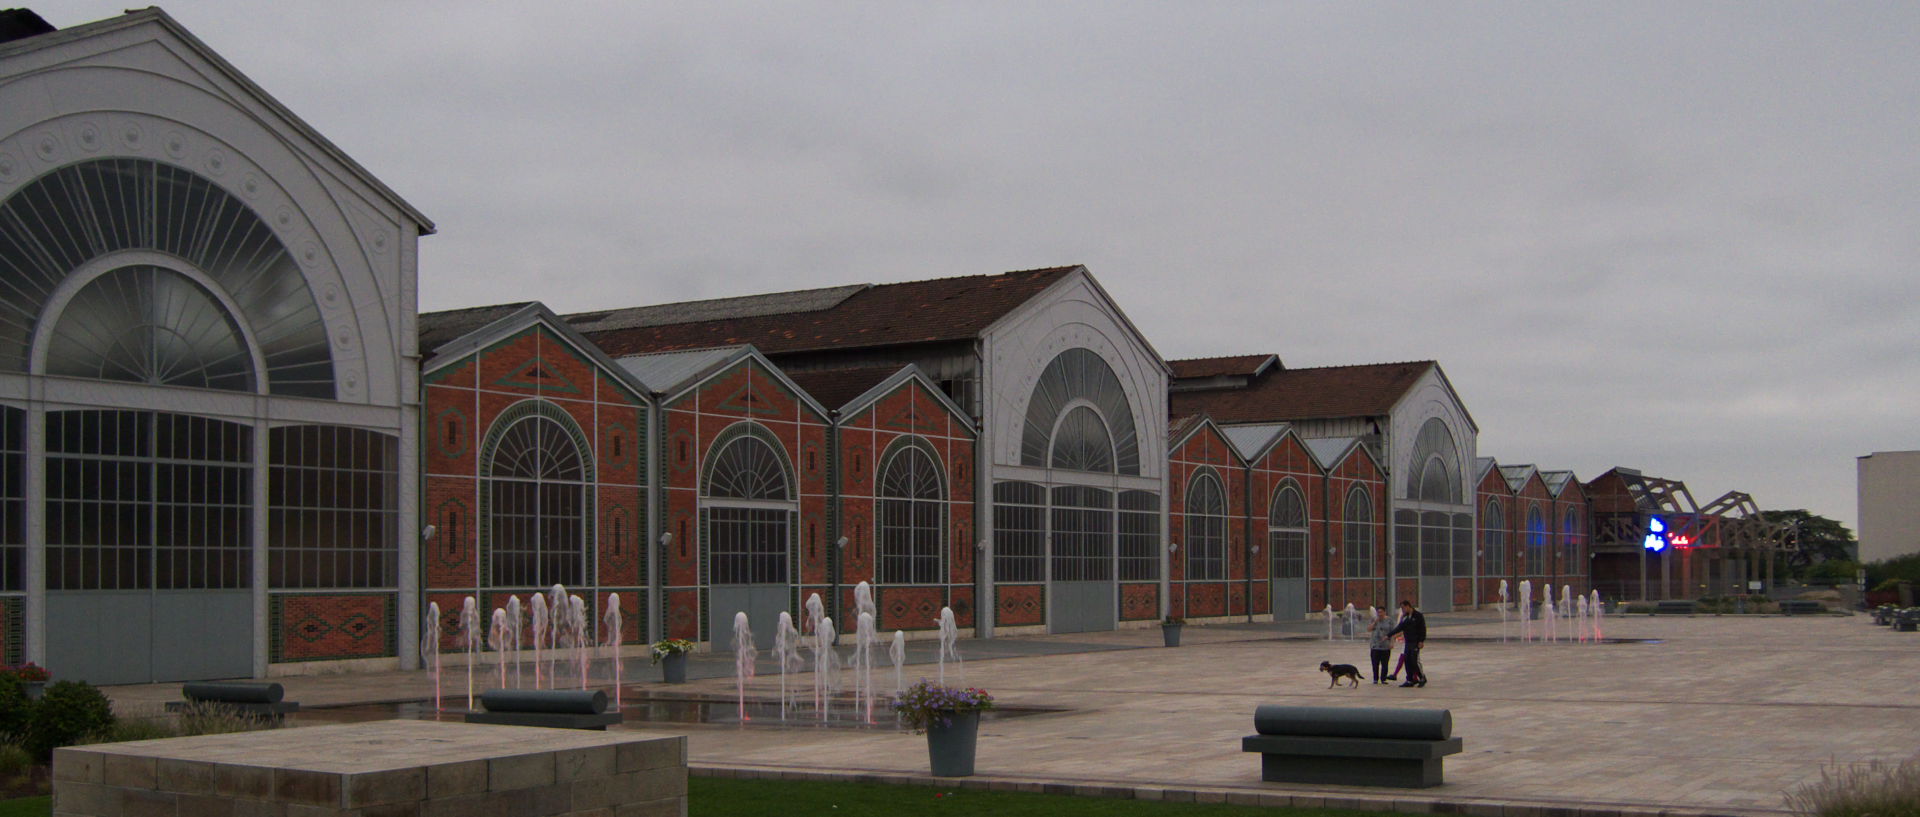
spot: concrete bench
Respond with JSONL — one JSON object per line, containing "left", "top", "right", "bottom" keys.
{"left": 1241, "top": 705, "right": 1463, "bottom": 788}
{"left": 465, "top": 689, "right": 623, "bottom": 730}
{"left": 1653, "top": 600, "right": 1697, "bottom": 615}
{"left": 1779, "top": 600, "right": 1825, "bottom": 616}
{"left": 165, "top": 682, "right": 298, "bottom": 719}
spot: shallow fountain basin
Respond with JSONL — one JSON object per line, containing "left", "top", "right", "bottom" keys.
{"left": 293, "top": 689, "right": 1065, "bottom": 731}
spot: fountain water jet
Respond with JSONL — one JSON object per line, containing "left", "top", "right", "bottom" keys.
{"left": 732, "top": 612, "right": 755, "bottom": 722}
{"left": 459, "top": 597, "right": 481, "bottom": 710}
{"left": 421, "top": 601, "right": 442, "bottom": 711}
{"left": 548, "top": 584, "right": 569, "bottom": 684}
{"left": 889, "top": 630, "right": 906, "bottom": 699}
{"left": 773, "top": 612, "right": 802, "bottom": 720}
{"left": 568, "top": 595, "right": 589, "bottom": 689}
{"left": 1590, "top": 589, "right": 1604, "bottom": 641}
{"left": 815, "top": 616, "right": 840, "bottom": 722}
{"left": 1498, "top": 580, "right": 1510, "bottom": 642}
{"left": 1518, "top": 580, "right": 1533, "bottom": 642}
{"left": 935, "top": 607, "right": 962, "bottom": 685}
{"left": 855, "top": 611, "right": 877, "bottom": 723}
{"left": 1344, "top": 603, "right": 1359, "bottom": 639}
{"left": 530, "top": 594, "right": 549, "bottom": 688}
{"left": 1575, "top": 594, "right": 1589, "bottom": 642}
{"left": 488, "top": 608, "right": 510, "bottom": 687}
{"left": 505, "top": 596, "right": 524, "bottom": 688}
{"left": 1543, "top": 594, "right": 1558, "bottom": 642}
{"left": 1324, "top": 604, "right": 1335, "bottom": 640}
{"left": 803, "top": 594, "right": 826, "bottom": 712}
{"left": 602, "top": 594, "right": 622, "bottom": 709}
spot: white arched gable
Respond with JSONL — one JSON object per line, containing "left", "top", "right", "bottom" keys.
{"left": 1389, "top": 368, "right": 1476, "bottom": 506}
{"left": 983, "top": 273, "right": 1167, "bottom": 478}
{"left": 0, "top": 20, "right": 422, "bottom": 406}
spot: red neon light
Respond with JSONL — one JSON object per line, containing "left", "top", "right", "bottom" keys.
{"left": 1669, "top": 535, "right": 1693, "bottom": 547}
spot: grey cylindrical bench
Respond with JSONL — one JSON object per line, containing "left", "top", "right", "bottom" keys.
{"left": 165, "top": 682, "right": 299, "bottom": 719}
{"left": 464, "top": 689, "right": 623, "bottom": 730}
{"left": 1241, "top": 705, "right": 1463, "bottom": 788}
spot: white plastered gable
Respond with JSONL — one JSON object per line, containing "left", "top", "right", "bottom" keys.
{"left": 0, "top": 10, "right": 429, "bottom": 408}
{"left": 979, "top": 268, "right": 1169, "bottom": 479}
{"left": 1388, "top": 364, "right": 1477, "bottom": 506}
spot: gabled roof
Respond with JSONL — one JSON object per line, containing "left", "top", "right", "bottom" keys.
{"left": 5, "top": 8, "right": 434, "bottom": 232}
{"left": 1220, "top": 423, "right": 1293, "bottom": 463}
{"left": 784, "top": 364, "right": 976, "bottom": 433}
{"left": 1303, "top": 436, "right": 1368, "bottom": 472}
{"left": 1541, "top": 470, "right": 1578, "bottom": 497}
{"left": 1168, "top": 414, "right": 1205, "bottom": 443}
{"left": 615, "top": 345, "right": 831, "bottom": 419}
{"left": 419, "top": 302, "right": 650, "bottom": 404}
{"left": 1474, "top": 457, "right": 1499, "bottom": 486}
{"left": 570, "top": 266, "right": 1079, "bottom": 357}
{"left": 1168, "top": 414, "right": 1246, "bottom": 468}
{"left": 1169, "top": 354, "right": 1280, "bottom": 380}
{"left": 419, "top": 302, "right": 537, "bottom": 357}
{"left": 1499, "top": 464, "right": 1539, "bottom": 493}
{"left": 1169, "top": 361, "right": 1436, "bottom": 424}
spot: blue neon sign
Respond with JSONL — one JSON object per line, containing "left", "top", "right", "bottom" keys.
{"left": 1643, "top": 517, "right": 1668, "bottom": 552}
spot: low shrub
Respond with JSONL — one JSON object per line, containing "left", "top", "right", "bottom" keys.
{"left": 0, "top": 743, "right": 29, "bottom": 777}
{"left": 0, "top": 675, "right": 28, "bottom": 744}
{"left": 79, "top": 718, "right": 177, "bottom": 745}
{"left": 21, "top": 681, "right": 113, "bottom": 761}
{"left": 1786, "top": 758, "right": 1920, "bottom": 817}
{"left": 175, "top": 702, "right": 277, "bottom": 737}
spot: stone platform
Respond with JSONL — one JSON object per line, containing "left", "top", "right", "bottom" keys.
{"left": 52, "top": 719, "right": 686, "bottom": 816}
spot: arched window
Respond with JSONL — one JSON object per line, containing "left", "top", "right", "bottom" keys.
{"left": 1184, "top": 472, "right": 1226, "bottom": 580}
{"left": 878, "top": 443, "right": 943, "bottom": 584}
{"left": 1020, "top": 348, "right": 1140, "bottom": 474}
{"left": 1343, "top": 487, "right": 1374, "bottom": 577}
{"left": 1406, "top": 418, "right": 1461, "bottom": 504}
{"left": 1, "top": 159, "right": 332, "bottom": 396}
{"left": 1049, "top": 405, "right": 1115, "bottom": 472}
{"left": 486, "top": 409, "right": 590, "bottom": 587}
{"left": 46, "top": 266, "right": 255, "bottom": 391}
{"left": 1269, "top": 481, "right": 1309, "bottom": 580}
{"left": 1525, "top": 505, "right": 1547, "bottom": 575}
{"left": 1482, "top": 499, "right": 1506, "bottom": 577}
{"left": 1562, "top": 506, "right": 1582, "bottom": 577}
{"left": 704, "top": 430, "right": 792, "bottom": 586}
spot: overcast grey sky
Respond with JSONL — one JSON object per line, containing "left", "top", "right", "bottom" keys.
{"left": 62, "top": 1, "right": 1918, "bottom": 531}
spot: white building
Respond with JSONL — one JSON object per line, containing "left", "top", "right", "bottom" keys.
{"left": 1858, "top": 450, "right": 1920, "bottom": 564}
{"left": 0, "top": 9, "right": 429, "bottom": 683}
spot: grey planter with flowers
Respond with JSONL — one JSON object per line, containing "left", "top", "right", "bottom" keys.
{"left": 895, "top": 679, "right": 994, "bottom": 777}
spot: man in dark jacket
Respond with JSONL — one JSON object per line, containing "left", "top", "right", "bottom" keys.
{"left": 1386, "top": 599, "right": 1427, "bottom": 687}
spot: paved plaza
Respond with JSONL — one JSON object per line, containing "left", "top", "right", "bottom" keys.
{"left": 105, "top": 612, "right": 1919, "bottom": 816}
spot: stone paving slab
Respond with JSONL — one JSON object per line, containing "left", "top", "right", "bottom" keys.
{"left": 99, "top": 612, "right": 1920, "bottom": 816}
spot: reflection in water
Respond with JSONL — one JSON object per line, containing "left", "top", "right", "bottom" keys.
{"left": 292, "top": 691, "right": 1057, "bottom": 731}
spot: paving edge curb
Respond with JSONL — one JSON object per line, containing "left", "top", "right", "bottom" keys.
{"left": 690, "top": 764, "right": 1784, "bottom": 817}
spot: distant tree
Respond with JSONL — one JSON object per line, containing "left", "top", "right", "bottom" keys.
{"left": 1760, "top": 509, "right": 1856, "bottom": 575}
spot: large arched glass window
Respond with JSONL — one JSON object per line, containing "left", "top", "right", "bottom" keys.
{"left": 878, "top": 442, "right": 943, "bottom": 584}
{"left": 1407, "top": 418, "right": 1461, "bottom": 504}
{"left": 1482, "top": 499, "right": 1506, "bottom": 578}
{"left": 1184, "top": 472, "right": 1226, "bottom": 580}
{"left": 1562, "top": 506, "right": 1582, "bottom": 578}
{"left": 486, "top": 409, "right": 590, "bottom": 587}
{"left": 1020, "top": 348, "right": 1140, "bottom": 474}
{"left": 45, "top": 266, "right": 254, "bottom": 391}
{"left": 1269, "top": 481, "right": 1309, "bottom": 580}
{"left": 1343, "top": 487, "right": 1374, "bottom": 577}
{"left": 0, "top": 159, "right": 332, "bottom": 396}
{"left": 44, "top": 410, "right": 252, "bottom": 590}
{"left": 704, "top": 430, "right": 791, "bottom": 586}
{"left": 1049, "top": 405, "right": 1115, "bottom": 472}
{"left": 1525, "top": 505, "right": 1547, "bottom": 575}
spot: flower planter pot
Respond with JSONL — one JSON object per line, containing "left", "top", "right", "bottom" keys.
{"left": 925, "top": 709, "right": 980, "bottom": 777}
{"left": 1161, "top": 623, "right": 1183, "bottom": 647}
{"left": 660, "top": 653, "right": 688, "bottom": 684}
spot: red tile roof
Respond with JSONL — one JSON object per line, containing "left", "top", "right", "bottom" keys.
{"left": 571, "top": 267, "right": 1078, "bottom": 357}
{"left": 1170, "top": 361, "right": 1435, "bottom": 424}
{"left": 1168, "top": 354, "right": 1279, "bottom": 379}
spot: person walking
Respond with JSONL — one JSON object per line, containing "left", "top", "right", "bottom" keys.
{"left": 1385, "top": 599, "right": 1427, "bottom": 687}
{"left": 1366, "top": 608, "right": 1394, "bottom": 684}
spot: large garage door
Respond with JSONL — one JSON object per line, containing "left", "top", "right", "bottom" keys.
{"left": 43, "top": 411, "right": 254, "bottom": 684}
{"left": 1051, "top": 487, "right": 1115, "bottom": 633}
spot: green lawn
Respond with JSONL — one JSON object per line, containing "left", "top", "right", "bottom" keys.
{"left": 0, "top": 796, "right": 47, "bottom": 817}
{"left": 690, "top": 776, "right": 1400, "bottom": 817}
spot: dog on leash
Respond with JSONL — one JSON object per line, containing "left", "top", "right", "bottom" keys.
{"left": 1319, "top": 661, "right": 1364, "bottom": 688}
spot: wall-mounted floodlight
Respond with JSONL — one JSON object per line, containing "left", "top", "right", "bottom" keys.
{"left": 421, "top": 525, "right": 437, "bottom": 541}
{"left": 1168, "top": 542, "right": 1179, "bottom": 553}
{"left": 837, "top": 536, "right": 849, "bottom": 549}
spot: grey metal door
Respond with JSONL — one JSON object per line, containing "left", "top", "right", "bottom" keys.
{"left": 1270, "top": 532, "right": 1310, "bottom": 621}
{"left": 708, "top": 585, "right": 785, "bottom": 652}
{"left": 1051, "top": 581, "right": 1115, "bottom": 634}
{"left": 705, "top": 505, "right": 792, "bottom": 652}
{"left": 47, "top": 591, "right": 251, "bottom": 685}
{"left": 1049, "top": 489, "right": 1116, "bottom": 633}
{"left": 1420, "top": 577, "right": 1454, "bottom": 613}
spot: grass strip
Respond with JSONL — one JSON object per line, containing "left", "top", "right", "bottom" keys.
{"left": 690, "top": 775, "right": 1402, "bottom": 817}
{"left": 0, "top": 796, "right": 47, "bottom": 817}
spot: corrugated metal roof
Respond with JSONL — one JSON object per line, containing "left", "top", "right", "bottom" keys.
{"left": 569, "top": 285, "right": 869, "bottom": 334}
{"left": 1541, "top": 470, "right": 1576, "bottom": 496}
{"left": 1170, "top": 361, "right": 1435, "bottom": 423}
{"left": 1499, "top": 464, "right": 1537, "bottom": 493}
{"left": 615, "top": 346, "right": 749, "bottom": 395}
{"left": 1222, "top": 423, "right": 1291, "bottom": 461}
{"left": 1303, "top": 437, "right": 1360, "bottom": 470}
